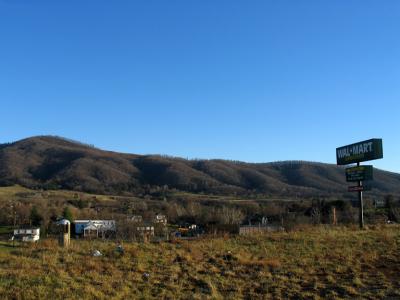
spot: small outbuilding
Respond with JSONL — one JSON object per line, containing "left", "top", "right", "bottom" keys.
{"left": 56, "top": 219, "right": 71, "bottom": 247}
{"left": 13, "top": 228, "right": 40, "bottom": 242}
{"left": 154, "top": 214, "right": 167, "bottom": 225}
{"left": 74, "top": 220, "right": 116, "bottom": 238}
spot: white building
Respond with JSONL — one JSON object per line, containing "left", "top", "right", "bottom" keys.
{"left": 74, "top": 220, "right": 116, "bottom": 238}
{"left": 154, "top": 214, "right": 167, "bottom": 225}
{"left": 13, "top": 228, "right": 40, "bottom": 242}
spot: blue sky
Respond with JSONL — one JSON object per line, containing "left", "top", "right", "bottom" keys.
{"left": 1, "top": 1, "right": 399, "bottom": 172}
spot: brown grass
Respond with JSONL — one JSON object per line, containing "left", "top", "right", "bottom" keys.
{"left": 0, "top": 225, "right": 399, "bottom": 299}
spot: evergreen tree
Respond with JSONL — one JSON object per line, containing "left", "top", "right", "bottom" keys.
{"left": 62, "top": 206, "right": 74, "bottom": 222}
{"left": 30, "top": 206, "right": 43, "bottom": 226}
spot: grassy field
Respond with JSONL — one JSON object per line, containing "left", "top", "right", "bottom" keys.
{"left": 0, "top": 225, "right": 399, "bottom": 299}
{"left": 0, "top": 185, "right": 124, "bottom": 202}
{"left": 0, "top": 185, "right": 298, "bottom": 204}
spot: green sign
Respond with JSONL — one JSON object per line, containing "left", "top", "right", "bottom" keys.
{"left": 345, "top": 165, "right": 373, "bottom": 182}
{"left": 336, "top": 139, "right": 383, "bottom": 165}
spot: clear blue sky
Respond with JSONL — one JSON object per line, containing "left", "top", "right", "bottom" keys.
{"left": 1, "top": 1, "right": 399, "bottom": 173}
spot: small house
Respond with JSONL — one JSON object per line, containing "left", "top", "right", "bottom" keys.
{"left": 154, "top": 214, "right": 167, "bottom": 225}
{"left": 74, "top": 220, "right": 116, "bottom": 238}
{"left": 135, "top": 223, "right": 155, "bottom": 242}
{"left": 13, "top": 228, "right": 40, "bottom": 242}
{"left": 136, "top": 225, "right": 155, "bottom": 236}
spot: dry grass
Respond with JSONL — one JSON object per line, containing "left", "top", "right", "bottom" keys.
{"left": 0, "top": 225, "right": 399, "bottom": 299}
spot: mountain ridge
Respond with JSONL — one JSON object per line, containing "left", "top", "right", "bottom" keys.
{"left": 0, "top": 135, "right": 399, "bottom": 198}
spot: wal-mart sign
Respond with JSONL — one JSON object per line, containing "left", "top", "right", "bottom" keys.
{"left": 336, "top": 139, "right": 383, "bottom": 165}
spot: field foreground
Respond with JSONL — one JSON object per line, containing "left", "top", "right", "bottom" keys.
{"left": 0, "top": 226, "right": 399, "bottom": 299}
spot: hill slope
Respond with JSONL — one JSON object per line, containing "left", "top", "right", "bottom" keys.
{"left": 0, "top": 136, "right": 399, "bottom": 198}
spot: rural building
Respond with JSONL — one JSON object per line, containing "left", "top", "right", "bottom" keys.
{"left": 13, "top": 228, "right": 40, "bottom": 242}
{"left": 154, "top": 214, "right": 167, "bottom": 225}
{"left": 173, "top": 224, "right": 202, "bottom": 239}
{"left": 56, "top": 219, "right": 71, "bottom": 247}
{"left": 135, "top": 223, "right": 155, "bottom": 242}
{"left": 136, "top": 225, "right": 155, "bottom": 236}
{"left": 74, "top": 220, "right": 116, "bottom": 238}
{"left": 188, "top": 224, "right": 197, "bottom": 230}
{"left": 129, "top": 215, "right": 143, "bottom": 223}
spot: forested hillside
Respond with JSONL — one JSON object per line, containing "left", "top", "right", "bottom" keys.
{"left": 0, "top": 136, "right": 399, "bottom": 198}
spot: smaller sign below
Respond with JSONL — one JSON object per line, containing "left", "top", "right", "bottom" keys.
{"left": 345, "top": 165, "right": 373, "bottom": 182}
{"left": 348, "top": 186, "right": 364, "bottom": 192}
{"left": 348, "top": 185, "right": 371, "bottom": 192}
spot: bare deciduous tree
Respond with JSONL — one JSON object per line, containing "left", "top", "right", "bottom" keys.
{"left": 219, "top": 206, "right": 245, "bottom": 225}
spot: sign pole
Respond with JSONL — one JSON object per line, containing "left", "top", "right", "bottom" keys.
{"left": 337, "top": 138, "right": 383, "bottom": 229}
{"left": 357, "top": 162, "right": 364, "bottom": 229}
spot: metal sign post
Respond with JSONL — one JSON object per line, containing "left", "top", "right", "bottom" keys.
{"left": 357, "top": 162, "right": 364, "bottom": 229}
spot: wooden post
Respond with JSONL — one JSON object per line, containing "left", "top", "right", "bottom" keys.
{"left": 332, "top": 207, "right": 337, "bottom": 225}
